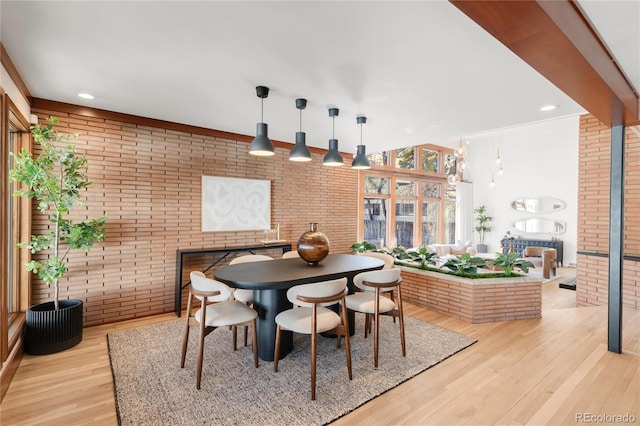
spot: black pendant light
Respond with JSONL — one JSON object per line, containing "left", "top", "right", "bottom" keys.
{"left": 351, "top": 115, "right": 371, "bottom": 170}
{"left": 249, "top": 86, "right": 275, "bottom": 156}
{"left": 322, "top": 107, "right": 344, "bottom": 167}
{"left": 289, "top": 98, "right": 312, "bottom": 162}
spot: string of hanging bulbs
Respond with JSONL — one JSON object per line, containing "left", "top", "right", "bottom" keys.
{"left": 447, "top": 130, "right": 506, "bottom": 188}
{"left": 447, "top": 138, "right": 466, "bottom": 185}
{"left": 490, "top": 129, "right": 505, "bottom": 188}
{"left": 248, "top": 85, "right": 370, "bottom": 169}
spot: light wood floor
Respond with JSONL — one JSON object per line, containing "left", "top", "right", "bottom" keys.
{"left": 3, "top": 268, "right": 639, "bottom": 425}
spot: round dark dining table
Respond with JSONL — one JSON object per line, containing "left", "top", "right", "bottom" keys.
{"left": 214, "top": 253, "right": 384, "bottom": 361}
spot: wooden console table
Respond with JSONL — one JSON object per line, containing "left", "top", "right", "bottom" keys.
{"left": 501, "top": 238, "right": 564, "bottom": 266}
{"left": 174, "top": 243, "right": 292, "bottom": 316}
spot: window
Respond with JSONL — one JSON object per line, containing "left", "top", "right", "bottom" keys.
{"left": 395, "top": 200, "right": 415, "bottom": 247}
{"left": 395, "top": 147, "right": 415, "bottom": 170}
{"left": 363, "top": 198, "right": 388, "bottom": 247}
{"left": 421, "top": 200, "right": 439, "bottom": 245}
{"left": 7, "top": 126, "right": 15, "bottom": 316}
{"left": 1, "top": 94, "right": 30, "bottom": 365}
{"left": 443, "top": 183, "right": 457, "bottom": 244}
{"left": 422, "top": 148, "right": 439, "bottom": 173}
{"left": 364, "top": 176, "right": 389, "bottom": 194}
{"left": 395, "top": 180, "right": 415, "bottom": 196}
{"left": 444, "top": 153, "right": 457, "bottom": 175}
{"left": 367, "top": 151, "right": 390, "bottom": 167}
{"left": 359, "top": 144, "right": 455, "bottom": 249}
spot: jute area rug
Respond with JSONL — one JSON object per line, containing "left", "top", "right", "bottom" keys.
{"left": 108, "top": 315, "right": 476, "bottom": 426}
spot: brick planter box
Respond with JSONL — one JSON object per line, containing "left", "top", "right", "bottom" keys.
{"left": 399, "top": 266, "right": 542, "bottom": 323}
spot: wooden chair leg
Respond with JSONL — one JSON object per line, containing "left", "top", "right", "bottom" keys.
{"left": 397, "top": 284, "right": 406, "bottom": 357}
{"left": 311, "top": 304, "right": 319, "bottom": 401}
{"left": 364, "top": 313, "right": 371, "bottom": 338}
{"left": 181, "top": 324, "right": 190, "bottom": 368}
{"left": 390, "top": 291, "right": 396, "bottom": 323}
{"left": 180, "top": 293, "right": 194, "bottom": 368}
{"left": 273, "top": 324, "right": 282, "bottom": 372}
{"left": 251, "top": 320, "right": 258, "bottom": 368}
{"left": 341, "top": 299, "right": 353, "bottom": 380}
{"left": 196, "top": 312, "right": 207, "bottom": 390}
{"left": 244, "top": 325, "right": 249, "bottom": 347}
{"left": 374, "top": 288, "right": 381, "bottom": 369}
{"left": 232, "top": 325, "right": 239, "bottom": 351}
{"left": 311, "top": 326, "right": 317, "bottom": 401}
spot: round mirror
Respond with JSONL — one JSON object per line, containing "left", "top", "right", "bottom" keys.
{"left": 510, "top": 197, "right": 566, "bottom": 214}
{"left": 511, "top": 217, "right": 566, "bottom": 235}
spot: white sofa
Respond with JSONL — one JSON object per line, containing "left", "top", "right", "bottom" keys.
{"left": 427, "top": 242, "right": 477, "bottom": 259}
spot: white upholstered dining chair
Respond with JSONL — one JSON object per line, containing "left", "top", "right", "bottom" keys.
{"left": 360, "top": 251, "right": 395, "bottom": 269}
{"left": 273, "top": 277, "right": 352, "bottom": 400}
{"left": 228, "top": 254, "right": 273, "bottom": 348}
{"left": 345, "top": 268, "right": 405, "bottom": 368}
{"left": 281, "top": 250, "right": 300, "bottom": 259}
{"left": 180, "top": 271, "right": 258, "bottom": 389}
{"left": 360, "top": 251, "right": 397, "bottom": 322}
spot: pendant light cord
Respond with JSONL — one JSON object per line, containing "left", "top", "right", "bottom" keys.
{"left": 332, "top": 115, "right": 335, "bottom": 138}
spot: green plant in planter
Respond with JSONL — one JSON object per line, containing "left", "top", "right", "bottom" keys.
{"left": 442, "top": 253, "right": 488, "bottom": 277}
{"left": 10, "top": 117, "right": 106, "bottom": 310}
{"left": 493, "top": 252, "right": 535, "bottom": 277}
{"left": 388, "top": 246, "right": 411, "bottom": 260}
{"left": 405, "top": 246, "right": 437, "bottom": 269}
{"left": 474, "top": 205, "right": 493, "bottom": 252}
{"left": 350, "top": 240, "right": 377, "bottom": 253}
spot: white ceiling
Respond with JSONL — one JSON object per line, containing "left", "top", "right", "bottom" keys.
{"left": 1, "top": 1, "right": 637, "bottom": 155}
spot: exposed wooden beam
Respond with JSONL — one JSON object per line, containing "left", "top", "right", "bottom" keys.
{"left": 450, "top": 0, "right": 640, "bottom": 127}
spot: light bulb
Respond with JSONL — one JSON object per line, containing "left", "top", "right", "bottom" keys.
{"left": 455, "top": 138, "right": 464, "bottom": 157}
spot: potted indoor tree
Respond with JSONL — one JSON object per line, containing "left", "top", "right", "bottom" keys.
{"left": 474, "top": 205, "right": 493, "bottom": 253}
{"left": 10, "top": 117, "right": 106, "bottom": 354}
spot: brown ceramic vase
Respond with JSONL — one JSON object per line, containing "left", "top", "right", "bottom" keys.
{"left": 297, "top": 223, "right": 330, "bottom": 265}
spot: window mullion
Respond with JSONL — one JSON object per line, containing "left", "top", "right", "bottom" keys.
{"left": 389, "top": 176, "right": 397, "bottom": 248}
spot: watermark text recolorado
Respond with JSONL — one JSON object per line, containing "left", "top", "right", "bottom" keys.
{"left": 576, "top": 413, "right": 636, "bottom": 423}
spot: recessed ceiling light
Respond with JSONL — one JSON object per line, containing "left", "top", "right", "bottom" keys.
{"left": 540, "top": 104, "right": 557, "bottom": 112}
{"left": 78, "top": 93, "right": 94, "bottom": 100}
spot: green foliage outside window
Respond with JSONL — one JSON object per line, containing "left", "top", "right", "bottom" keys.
{"left": 421, "top": 148, "right": 439, "bottom": 173}
{"left": 395, "top": 146, "right": 415, "bottom": 169}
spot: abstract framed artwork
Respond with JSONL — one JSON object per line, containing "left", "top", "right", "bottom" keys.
{"left": 201, "top": 176, "right": 271, "bottom": 232}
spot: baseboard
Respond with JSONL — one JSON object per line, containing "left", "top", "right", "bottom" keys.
{"left": 0, "top": 337, "right": 23, "bottom": 402}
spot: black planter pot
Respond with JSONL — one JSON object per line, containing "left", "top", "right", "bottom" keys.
{"left": 25, "top": 299, "right": 83, "bottom": 355}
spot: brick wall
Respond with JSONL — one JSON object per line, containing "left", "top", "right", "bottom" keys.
{"left": 30, "top": 103, "right": 359, "bottom": 325}
{"left": 577, "top": 115, "right": 640, "bottom": 309}
{"left": 400, "top": 268, "right": 541, "bottom": 323}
